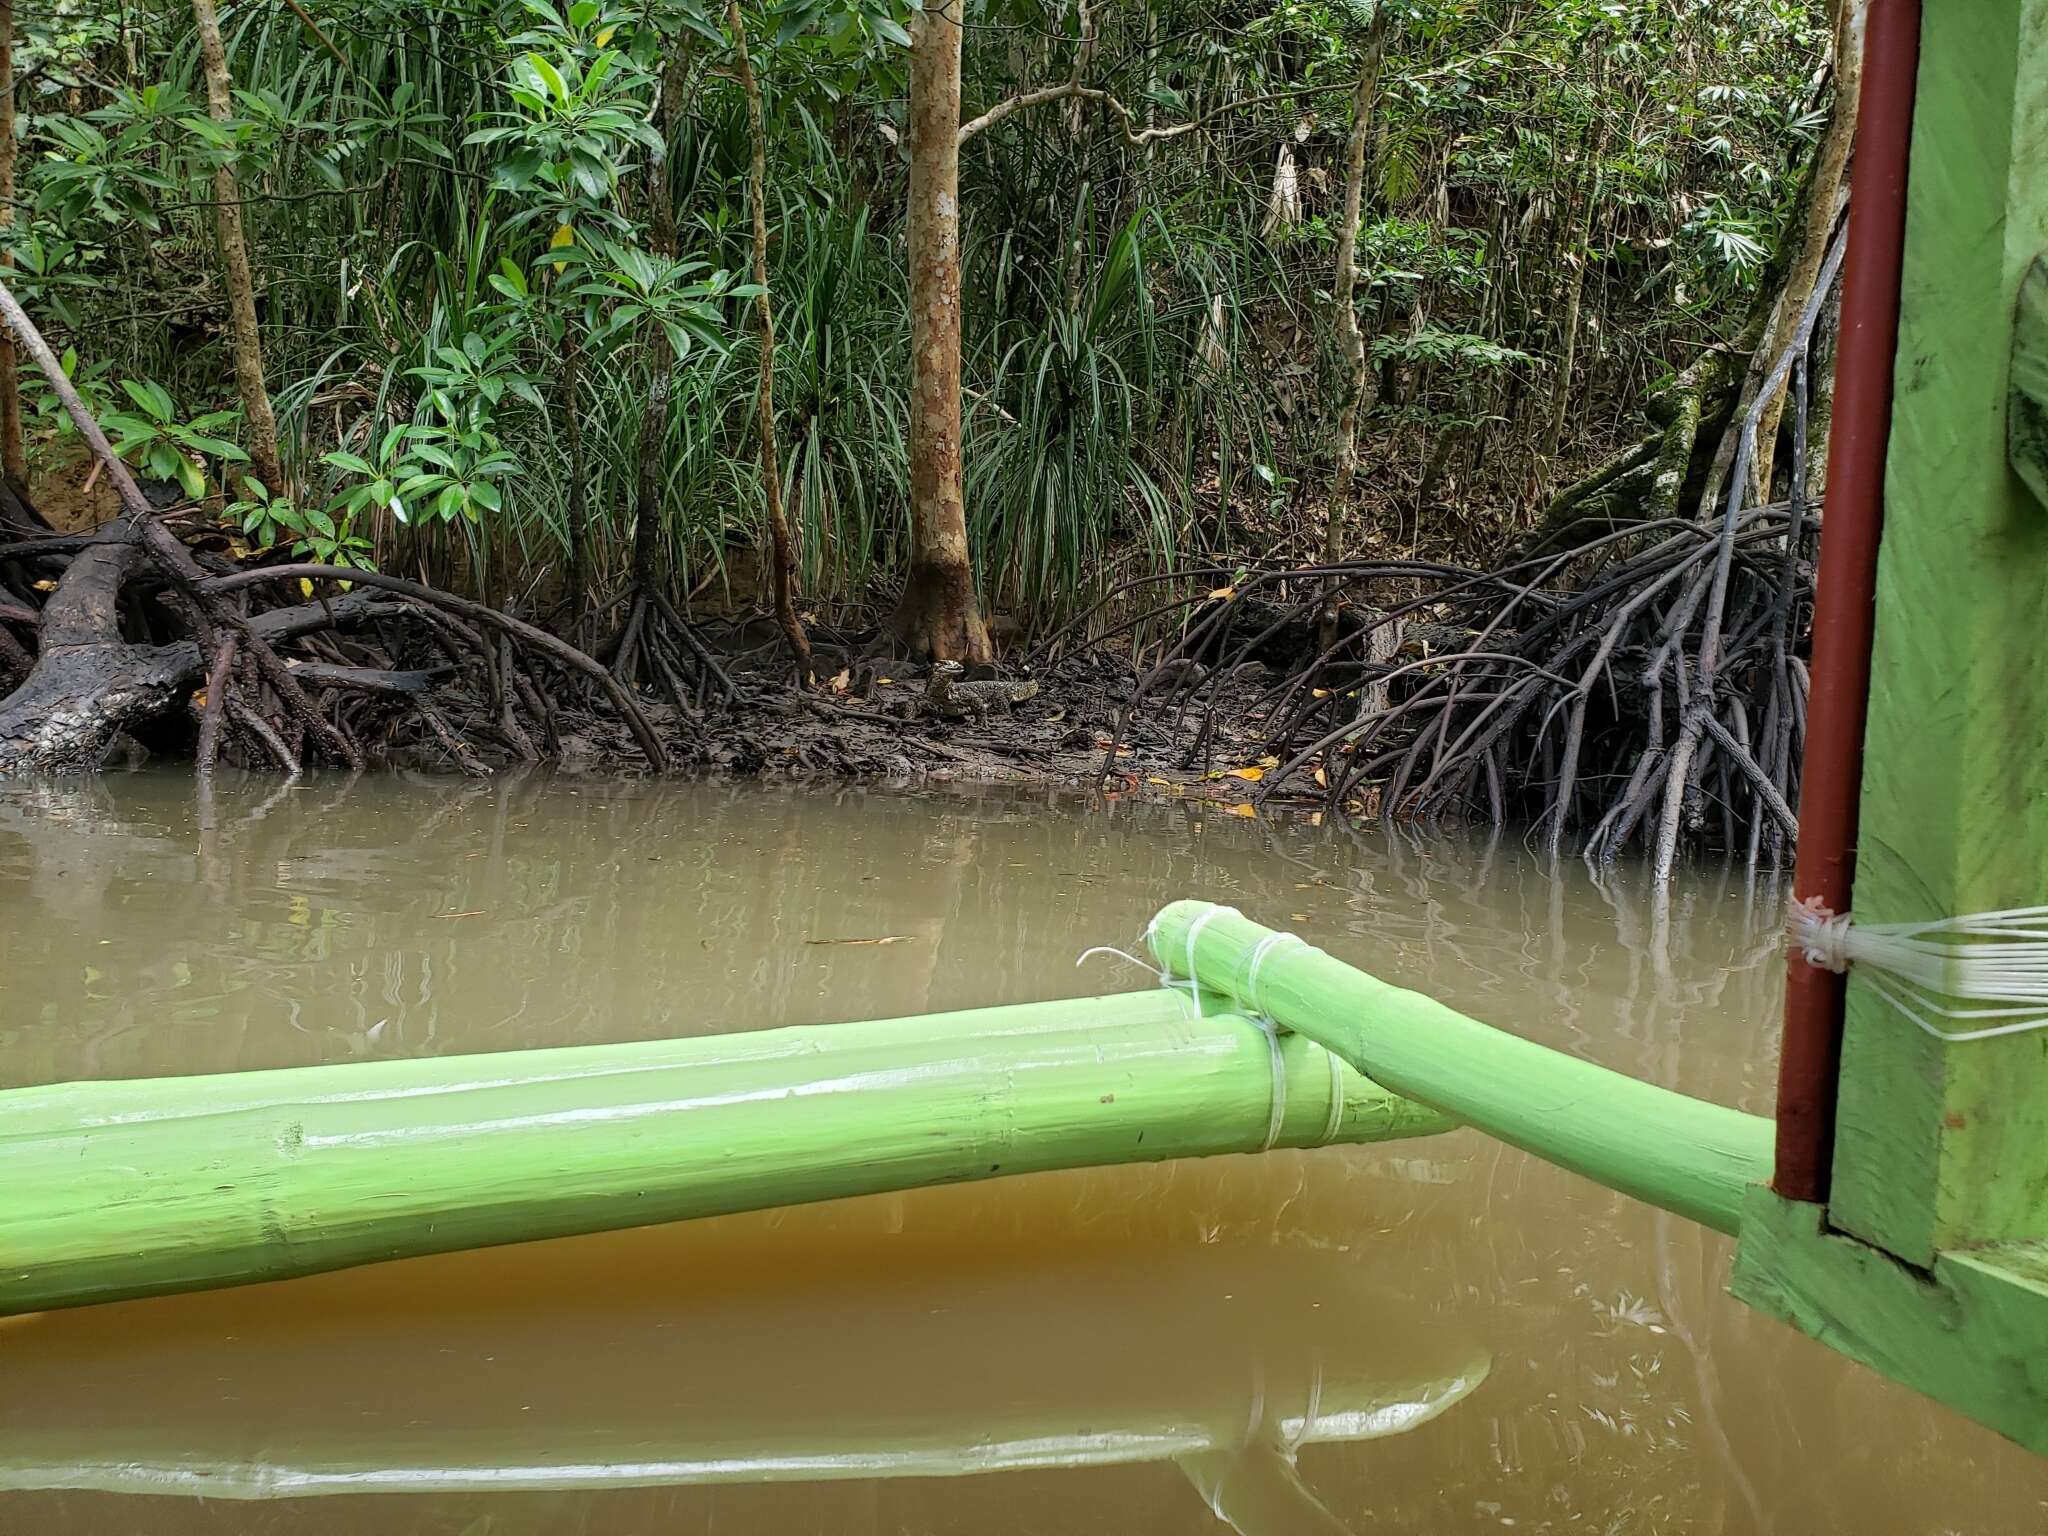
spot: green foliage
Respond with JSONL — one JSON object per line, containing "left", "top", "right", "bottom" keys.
{"left": 102, "top": 380, "right": 247, "bottom": 500}
{"left": 11, "top": 0, "right": 1830, "bottom": 623}
{"left": 573, "top": 237, "right": 744, "bottom": 358}
{"left": 323, "top": 404, "right": 520, "bottom": 529}
{"left": 31, "top": 85, "right": 186, "bottom": 231}
{"left": 972, "top": 215, "right": 1177, "bottom": 618}
{"left": 227, "top": 478, "right": 376, "bottom": 568}
{"left": 467, "top": 46, "right": 662, "bottom": 223}
{"left": 21, "top": 347, "right": 115, "bottom": 462}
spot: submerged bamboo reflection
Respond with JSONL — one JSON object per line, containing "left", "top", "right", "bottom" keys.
{"left": 1, "top": 1191, "right": 1489, "bottom": 1536}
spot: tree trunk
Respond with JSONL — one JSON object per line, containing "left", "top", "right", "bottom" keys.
{"left": 1747, "top": 0, "right": 1862, "bottom": 501}
{"left": 191, "top": 0, "right": 286, "bottom": 495}
{"left": 729, "top": 0, "right": 812, "bottom": 685}
{"left": 890, "top": 2, "right": 990, "bottom": 664}
{"left": 615, "top": 39, "right": 688, "bottom": 680}
{"left": 1316, "top": 11, "right": 1389, "bottom": 656}
{"left": 560, "top": 327, "right": 586, "bottom": 623}
{"left": 1537, "top": 58, "right": 1608, "bottom": 464}
{"left": 0, "top": 0, "right": 23, "bottom": 486}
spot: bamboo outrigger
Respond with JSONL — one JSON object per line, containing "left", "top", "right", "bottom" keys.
{"left": 0, "top": 989, "right": 1450, "bottom": 1314}
{"left": 5, "top": 0, "right": 2048, "bottom": 1473}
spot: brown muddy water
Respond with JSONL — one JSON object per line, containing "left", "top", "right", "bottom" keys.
{"left": 1, "top": 771, "right": 2044, "bottom": 1535}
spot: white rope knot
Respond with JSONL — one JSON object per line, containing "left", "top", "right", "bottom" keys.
{"left": 1788, "top": 898, "right": 1855, "bottom": 974}
{"left": 1321, "top": 1047, "right": 1347, "bottom": 1147}
{"left": 1785, "top": 900, "right": 2048, "bottom": 1042}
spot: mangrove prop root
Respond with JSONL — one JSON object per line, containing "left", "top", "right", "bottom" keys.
{"left": 1079, "top": 242, "right": 1836, "bottom": 871}
{"left": 199, "top": 564, "right": 668, "bottom": 772}
{"left": 1086, "top": 499, "right": 1813, "bottom": 868}
{"left": 0, "top": 280, "right": 362, "bottom": 772}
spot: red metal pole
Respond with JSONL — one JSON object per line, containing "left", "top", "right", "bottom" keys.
{"left": 1773, "top": 0, "right": 1922, "bottom": 1204}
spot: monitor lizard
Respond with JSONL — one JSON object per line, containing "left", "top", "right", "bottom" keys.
{"left": 915, "top": 660, "right": 1040, "bottom": 723}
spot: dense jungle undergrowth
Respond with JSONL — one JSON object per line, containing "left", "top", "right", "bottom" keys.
{"left": 1, "top": 0, "right": 1849, "bottom": 868}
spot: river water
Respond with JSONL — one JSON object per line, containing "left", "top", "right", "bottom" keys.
{"left": 1, "top": 771, "right": 2043, "bottom": 1534}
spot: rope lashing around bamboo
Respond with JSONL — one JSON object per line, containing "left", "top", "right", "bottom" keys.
{"left": 1078, "top": 913, "right": 1341, "bottom": 1152}
{"left": 1789, "top": 899, "right": 2048, "bottom": 1042}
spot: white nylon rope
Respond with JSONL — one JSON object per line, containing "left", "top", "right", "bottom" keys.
{"left": 1242, "top": 931, "right": 1303, "bottom": 1152}
{"left": 1790, "top": 899, "right": 2048, "bottom": 1042}
{"left": 1081, "top": 911, "right": 1345, "bottom": 1151}
{"left": 1245, "top": 930, "right": 1355, "bottom": 1151}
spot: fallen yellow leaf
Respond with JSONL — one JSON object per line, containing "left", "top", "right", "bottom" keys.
{"left": 1258, "top": 755, "right": 1280, "bottom": 768}
{"left": 1313, "top": 765, "right": 1328, "bottom": 788}
{"left": 299, "top": 578, "right": 315, "bottom": 598}
{"left": 828, "top": 667, "right": 851, "bottom": 694}
{"left": 878, "top": 677, "right": 895, "bottom": 686}
{"left": 1312, "top": 687, "right": 1330, "bottom": 699}
{"left": 1226, "top": 802, "right": 1257, "bottom": 818}
{"left": 1226, "top": 766, "right": 1264, "bottom": 781}
{"left": 1207, "top": 586, "right": 1236, "bottom": 600}
{"left": 1146, "top": 775, "right": 1172, "bottom": 786}
{"left": 31, "top": 578, "right": 55, "bottom": 592}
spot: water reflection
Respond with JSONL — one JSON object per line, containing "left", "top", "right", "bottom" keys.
{"left": 0, "top": 1206, "right": 1488, "bottom": 1534}
{"left": 4, "top": 771, "right": 2046, "bottom": 1534}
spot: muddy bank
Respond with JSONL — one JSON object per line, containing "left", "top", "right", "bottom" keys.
{"left": 0, "top": 513, "right": 1276, "bottom": 802}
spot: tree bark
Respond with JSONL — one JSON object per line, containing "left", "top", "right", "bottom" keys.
{"left": 191, "top": 0, "right": 286, "bottom": 495}
{"left": 891, "top": 1, "right": 990, "bottom": 664}
{"left": 1316, "top": 10, "right": 1389, "bottom": 656}
{"left": 1537, "top": 47, "right": 1609, "bottom": 463}
{"left": 0, "top": 277, "right": 360, "bottom": 768}
{"left": 729, "top": 0, "right": 812, "bottom": 685}
{"left": 0, "top": 531, "right": 395, "bottom": 773}
{"left": 0, "top": 532, "right": 176, "bottom": 772}
{"left": 1747, "top": 0, "right": 1862, "bottom": 501}
{"left": 615, "top": 40, "right": 688, "bottom": 681}
{"left": 0, "top": 0, "right": 22, "bottom": 486}
{"left": 560, "top": 327, "right": 587, "bottom": 623}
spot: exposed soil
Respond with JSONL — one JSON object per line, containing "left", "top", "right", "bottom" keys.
{"left": 432, "top": 628, "right": 1287, "bottom": 805}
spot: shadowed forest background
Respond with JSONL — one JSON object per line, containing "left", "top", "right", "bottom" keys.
{"left": 1, "top": 0, "right": 1847, "bottom": 867}
{"left": 5, "top": 0, "right": 1833, "bottom": 617}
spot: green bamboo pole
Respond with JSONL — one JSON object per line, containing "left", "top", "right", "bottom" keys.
{"left": 0, "top": 990, "right": 1234, "bottom": 1138}
{"left": 1146, "top": 902, "right": 1772, "bottom": 1235}
{"left": 0, "top": 990, "right": 1451, "bottom": 1314}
